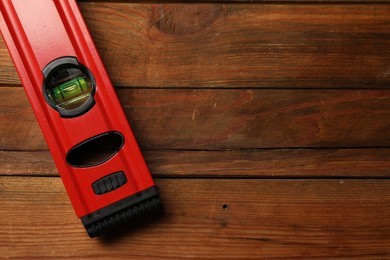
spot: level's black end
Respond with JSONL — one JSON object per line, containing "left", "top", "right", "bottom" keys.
{"left": 81, "top": 186, "right": 163, "bottom": 238}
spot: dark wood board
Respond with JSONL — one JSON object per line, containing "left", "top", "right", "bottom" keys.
{"left": 0, "top": 177, "right": 389, "bottom": 259}
{"left": 1, "top": 87, "right": 389, "bottom": 150}
{"left": 1, "top": 149, "right": 390, "bottom": 178}
{"left": 79, "top": 0, "right": 390, "bottom": 2}
{"left": 1, "top": 3, "right": 390, "bottom": 88}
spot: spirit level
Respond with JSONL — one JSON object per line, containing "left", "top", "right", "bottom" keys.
{"left": 0, "top": 0, "right": 162, "bottom": 237}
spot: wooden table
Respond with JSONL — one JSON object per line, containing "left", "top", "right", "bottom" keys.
{"left": 1, "top": 1, "right": 390, "bottom": 258}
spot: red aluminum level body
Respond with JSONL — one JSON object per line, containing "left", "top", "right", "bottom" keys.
{"left": 0, "top": 0, "right": 162, "bottom": 237}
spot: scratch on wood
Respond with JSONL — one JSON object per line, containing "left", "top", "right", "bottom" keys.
{"left": 382, "top": 67, "right": 390, "bottom": 77}
{"left": 245, "top": 90, "right": 253, "bottom": 104}
{"left": 192, "top": 108, "right": 200, "bottom": 127}
{"left": 317, "top": 99, "right": 329, "bottom": 139}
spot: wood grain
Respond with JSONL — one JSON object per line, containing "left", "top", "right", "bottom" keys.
{"left": 1, "top": 149, "right": 390, "bottom": 178}
{"left": 1, "top": 87, "right": 389, "bottom": 150}
{"left": 1, "top": 1, "right": 389, "bottom": 258}
{"left": 0, "top": 177, "right": 389, "bottom": 259}
{"left": 1, "top": 3, "right": 390, "bottom": 88}
{"left": 79, "top": 0, "right": 390, "bottom": 3}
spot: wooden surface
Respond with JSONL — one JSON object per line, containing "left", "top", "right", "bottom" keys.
{"left": 1, "top": 1, "right": 390, "bottom": 259}
{"left": 2, "top": 4, "right": 390, "bottom": 88}
{"left": 1, "top": 177, "right": 390, "bottom": 259}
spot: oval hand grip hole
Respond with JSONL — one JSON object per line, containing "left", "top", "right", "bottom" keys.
{"left": 66, "top": 132, "right": 124, "bottom": 168}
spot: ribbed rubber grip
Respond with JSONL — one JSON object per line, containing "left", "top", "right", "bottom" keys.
{"left": 85, "top": 196, "right": 163, "bottom": 238}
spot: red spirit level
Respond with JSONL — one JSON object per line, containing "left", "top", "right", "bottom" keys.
{"left": 0, "top": 0, "right": 162, "bottom": 237}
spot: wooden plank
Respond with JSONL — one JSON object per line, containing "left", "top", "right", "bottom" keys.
{"left": 1, "top": 149, "right": 390, "bottom": 178}
{"left": 0, "top": 43, "right": 18, "bottom": 86}
{"left": 1, "top": 87, "right": 390, "bottom": 150}
{"left": 79, "top": 0, "right": 390, "bottom": 3}
{"left": 1, "top": 3, "right": 390, "bottom": 88}
{"left": 0, "top": 177, "right": 389, "bottom": 258}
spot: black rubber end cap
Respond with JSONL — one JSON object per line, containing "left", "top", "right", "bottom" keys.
{"left": 81, "top": 186, "right": 163, "bottom": 238}
{"left": 85, "top": 196, "right": 163, "bottom": 238}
